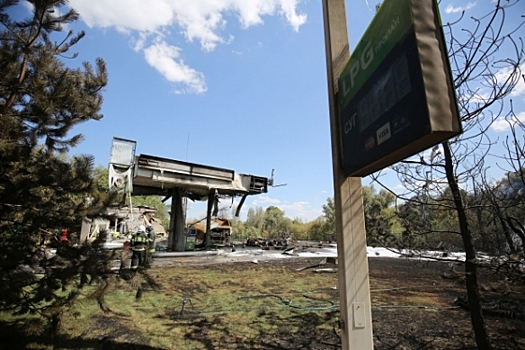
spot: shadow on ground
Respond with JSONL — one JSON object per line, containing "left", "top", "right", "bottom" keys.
{"left": 0, "top": 320, "right": 164, "bottom": 350}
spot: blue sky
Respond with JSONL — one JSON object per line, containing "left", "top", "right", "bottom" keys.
{"left": 13, "top": 0, "right": 524, "bottom": 221}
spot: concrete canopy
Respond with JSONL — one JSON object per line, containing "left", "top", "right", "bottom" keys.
{"left": 130, "top": 154, "right": 269, "bottom": 201}
{"left": 108, "top": 137, "right": 271, "bottom": 251}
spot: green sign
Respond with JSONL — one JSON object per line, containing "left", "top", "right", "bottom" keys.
{"left": 338, "top": 0, "right": 461, "bottom": 177}
{"left": 339, "top": 0, "right": 413, "bottom": 106}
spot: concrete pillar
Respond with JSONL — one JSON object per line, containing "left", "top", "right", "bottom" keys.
{"left": 168, "top": 188, "right": 186, "bottom": 252}
{"left": 205, "top": 191, "right": 214, "bottom": 248}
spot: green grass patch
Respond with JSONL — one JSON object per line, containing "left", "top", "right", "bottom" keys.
{"left": 0, "top": 261, "right": 342, "bottom": 349}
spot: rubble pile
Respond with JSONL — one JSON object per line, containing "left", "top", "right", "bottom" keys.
{"left": 245, "top": 237, "right": 291, "bottom": 250}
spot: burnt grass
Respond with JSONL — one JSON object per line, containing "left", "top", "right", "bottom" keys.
{"left": 0, "top": 256, "right": 524, "bottom": 349}
{"left": 368, "top": 258, "right": 525, "bottom": 350}
{"left": 159, "top": 256, "right": 525, "bottom": 350}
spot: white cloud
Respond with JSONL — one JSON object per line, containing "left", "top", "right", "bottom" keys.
{"left": 70, "top": 0, "right": 175, "bottom": 33}
{"left": 509, "top": 63, "right": 525, "bottom": 101}
{"left": 445, "top": 2, "right": 477, "bottom": 14}
{"left": 143, "top": 40, "right": 207, "bottom": 94}
{"left": 279, "top": 201, "right": 322, "bottom": 221}
{"left": 488, "top": 63, "right": 525, "bottom": 132}
{"left": 69, "top": 0, "right": 307, "bottom": 93}
{"left": 279, "top": 202, "right": 310, "bottom": 213}
{"left": 458, "top": 64, "right": 523, "bottom": 107}
{"left": 491, "top": 63, "right": 525, "bottom": 101}
{"left": 248, "top": 197, "right": 321, "bottom": 221}
{"left": 235, "top": 0, "right": 306, "bottom": 31}
{"left": 131, "top": 32, "right": 148, "bottom": 52}
{"left": 237, "top": 196, "right": 321, "bottom": 221}
{"left": 251, "top": 195, "right": 281, "bottom": 206}
{"left": 492, "top": 111, "right": 525, "bottom": 132}
{"left": 69, "top": 0, "right": 307, "bottom": 50}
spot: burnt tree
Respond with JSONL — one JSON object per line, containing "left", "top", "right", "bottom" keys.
{"left": 370, "top": 1, "right": 524, "bottom": 349}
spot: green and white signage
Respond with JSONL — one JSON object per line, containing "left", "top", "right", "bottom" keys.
{"left": 339, "top": 0, "right": 461, "bottom": 177}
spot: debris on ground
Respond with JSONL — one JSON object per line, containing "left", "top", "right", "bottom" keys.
{"left": 314, "top": 268, "right": 337, "bottom": 273}
{"left": 245, "top": 237, "right": 291, "bottom": 249}
{"left": 296, "top": 258, "right": 328, "bottom": 272}
{"left": 282, "top": 247, "right": 297, "bottom": 256}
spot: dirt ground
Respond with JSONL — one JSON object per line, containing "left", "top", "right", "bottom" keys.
{"left": 153, "top": 251, "right": 525, "bottom": 350}
{"left": 366, "top": 257, "right": 525, "bottom": 350}
{"left": 1, "top": 248, "right": 523, "bottom": 350}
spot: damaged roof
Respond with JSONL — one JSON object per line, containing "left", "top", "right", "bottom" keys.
{"left": 130, "top": 154, "right": 269, "bottom": 200}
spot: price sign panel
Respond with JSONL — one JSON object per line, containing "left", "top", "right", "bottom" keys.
{"left": 338, "top": 0, "right": 461, "bottom": 177}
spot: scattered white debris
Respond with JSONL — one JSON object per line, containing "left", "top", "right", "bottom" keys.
{"left": 314, "top": 268, "right": 337, "bottom": 273}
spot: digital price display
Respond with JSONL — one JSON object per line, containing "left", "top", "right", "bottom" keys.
{"left": 357, "top": 53, "right": 410, "bottom": 133}
{"left": 338, "top": 0, "right": 461, "bottom": 177}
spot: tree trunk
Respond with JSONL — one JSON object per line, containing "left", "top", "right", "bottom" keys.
{"left": 495, "top": 209, "right": 515, "bottom": 253}
{"left": 487, "top": 188, "right": 517, "bottom": 253}
{"left": 506, "top": 216, "right": 525, "bottom": 251}
{"left": 442, "top": 141, "right": 492, "bottom": 350}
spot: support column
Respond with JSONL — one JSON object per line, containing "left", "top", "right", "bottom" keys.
{"left": 168, "top": 188, "right": 186, "bottom": 252}
{"left": 322, "top": 1, "right": 374, "bottom": 349}
{"left": 205, "top": 191, "right": 214, "bottom": 248}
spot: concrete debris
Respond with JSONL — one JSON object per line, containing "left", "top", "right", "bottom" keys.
{"left": 245, "top": 237, "right": 291, "bottom": 249}
{"left": 296, "top": 258, "right": 327, "bottom": 272}
{"left": 282, "top": 247, "right": 296, "bottom": 256}
{"left": 83, "top": 205, "right": 166, "bottom": 244}
{"left": 314, "top": 268, "right": 337, "bottom": 273}
{"left": 326, "top": 257, "right": 338, "bottom": 265}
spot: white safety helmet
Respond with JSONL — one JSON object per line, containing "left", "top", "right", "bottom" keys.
{"left": 139, "top": 225, "right": 146, "bottom": 232}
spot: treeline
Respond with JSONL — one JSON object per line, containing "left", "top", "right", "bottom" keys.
{"left": 192, "top": 171, "right": 525, "bottom": 255}
{"left": 364, "top": 171, "right": 525, "bottom": 255}
{"left": 229, "top": 202, "right": 335, "bottom": 242}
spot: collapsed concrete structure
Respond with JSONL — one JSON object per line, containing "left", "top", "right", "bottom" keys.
{"left": 108, "top": 137, "right": 272, "bottom": 252}
{"left": 80, "top": 205, "right": 166, "bottom": 243}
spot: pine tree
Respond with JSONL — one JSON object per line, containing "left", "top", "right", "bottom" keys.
{"left": 0, "top": 0, "right": 112, "bottom": 336}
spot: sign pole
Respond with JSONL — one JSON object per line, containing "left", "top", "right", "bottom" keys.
{"left": 322, "top": 1, "right": 374, "bottom": 349}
